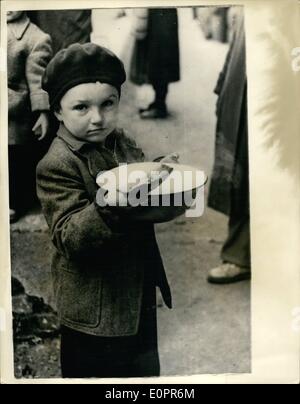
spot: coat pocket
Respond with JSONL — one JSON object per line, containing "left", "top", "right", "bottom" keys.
{"left": 60, "top": 269, "right": 102, "bottom": 328}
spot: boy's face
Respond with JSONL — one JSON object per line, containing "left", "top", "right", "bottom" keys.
{"left": 7, "top": 11, "right": 24, "bottom": 22}
{"left": 55, "top": 82, "right": 120, "bottom": 144}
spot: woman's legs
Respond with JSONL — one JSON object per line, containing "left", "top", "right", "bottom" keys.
{"left": 140, "top": 81, "right": 169, "bottom": 119}
{"left": 153, "top": 81, "right": 169, "bottom": 111}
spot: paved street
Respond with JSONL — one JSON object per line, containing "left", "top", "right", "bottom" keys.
{"left": 11, "top": 8, "right": 251, "bottom": 378}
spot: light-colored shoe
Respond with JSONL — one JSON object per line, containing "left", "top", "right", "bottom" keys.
{"left": 208, "top": 263, "right": 251, "bottom": 284}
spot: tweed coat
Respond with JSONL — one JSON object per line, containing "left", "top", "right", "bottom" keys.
{"left": 37, "top": 125, "right": 172, "bottom": 337}
{"left": 8, "top": 14, "right": 52, "bottom": 145}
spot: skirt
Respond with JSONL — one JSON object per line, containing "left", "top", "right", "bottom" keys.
{"left": 130, "top": 9, "right": 180, "bottom": 86}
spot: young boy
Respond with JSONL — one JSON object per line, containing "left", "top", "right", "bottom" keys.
{"left": 37, "top": 43, "right": 172, "bottom": 378}
{"left": 7, "top": 11, "right": 52, "bottom": 222}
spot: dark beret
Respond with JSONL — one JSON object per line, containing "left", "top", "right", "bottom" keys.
{"left": 42, "top": 43, "right": 127, "bottom": 107}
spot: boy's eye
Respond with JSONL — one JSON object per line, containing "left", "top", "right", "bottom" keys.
{"left": 73, "top": 104, "right": 88, "bottom": 111}
{"left": 102, "top": 100, "right": 114, "bottom": 108}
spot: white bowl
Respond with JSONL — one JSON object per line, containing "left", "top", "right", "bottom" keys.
{"left": 96, "top": 162, "right": 207, "bottom": 223}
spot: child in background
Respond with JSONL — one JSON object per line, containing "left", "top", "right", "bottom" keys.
{"left": 7, "top": 11, "right": 52, "bottom": 222}
{"left": 37, "top": 43, "right": 173, "bottom": 378}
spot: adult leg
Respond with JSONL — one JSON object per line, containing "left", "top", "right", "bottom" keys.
{"left": 153, "top": 81, "right": 169, "bottom": 110}
{"left": 140, "top": 81, "right": 169, "bottom": 119}
{"left": 23, "top": 142, "right": 39, "bottom": 211}
{"left": 221, "top": 213, "right": 251, "bottom": 269}
{"left": 208, "top": 84, "right": 251, "bottom": 284}
{"left": 207, "top": 214, "right": 251, "bottom": 284}
{"left": 9, "top": 145, "right": 27, "bottom": 222}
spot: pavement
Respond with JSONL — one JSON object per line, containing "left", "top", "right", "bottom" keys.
{"left": 11, "top": 9, "right": 251, "bottom": 378}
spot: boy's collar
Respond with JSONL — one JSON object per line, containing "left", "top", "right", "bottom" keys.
{"left": 57, "top": 125, "right": 88, "bottom": 152}
{"left": 57, "top": 124, "right": 116, "bottom": 153}
{"left": 8, "top": 13, "right": 30, "bottom": 40}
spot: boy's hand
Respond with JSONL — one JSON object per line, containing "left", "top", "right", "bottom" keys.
{"left": 33, "top": 112, "right": 49, "bottom": 141}
{"left": 160, "top": 153, "right": 180, "bottom": 164}
{"left": 103, "top": 190, "right": 128, "bottom": 208}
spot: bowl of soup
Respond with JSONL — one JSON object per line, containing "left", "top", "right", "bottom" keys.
{"left": 96, "top": 162, "right": 207, "bottom": 223}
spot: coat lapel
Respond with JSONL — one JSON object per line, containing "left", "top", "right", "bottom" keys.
{"left": 56, "top": 125, "right": 143, "bottom": 180}
{"left": 83, "top": 148, "right": 118, "bottom": 179}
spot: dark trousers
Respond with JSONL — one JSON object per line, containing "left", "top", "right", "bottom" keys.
{"left": 9, "top": 134, "right": 55, "bottom": 213}
{"left": 9, "top": 144, "right": 37, "bottom": 213}
{"left": 221, "top": 214, "right": 251, "bottom": 269}
{"left": 221, "top": 84, "right": 251, "bottom": 270}
{"left": 60, "top": 284, "right": 160, "bottom": 379}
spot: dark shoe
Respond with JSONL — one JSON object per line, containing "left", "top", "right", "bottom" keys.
{"left": 140, "top": 107, "right": 169, "bottom": 120}
{"left": 207, "top": 263, "right": 251, "bottom": 284}
{"left": 139, "top": 102, "right": 156, "bottom": 114}
{"left": 10, "top": 208, "right": 19, "bottom": 224}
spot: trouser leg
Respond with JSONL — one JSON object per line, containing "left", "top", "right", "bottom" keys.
{"left": 221, "top": 84, "right": 251, "bottom": 270}
{"left": 221, "top": 213, "right": 251, "bottom": 269}
{"left": 9, "top": 144, "right": 38, "bottom": 214}
{"left": 60, "top": 285, "right": 160, "bottom": 379}
{"left": 152, "top": 81, "right": 169, "bottom": 110}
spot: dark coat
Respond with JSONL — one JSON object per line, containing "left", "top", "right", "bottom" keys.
{"left": 7, "top": 14, "right": 52, "bottom": 145}
{"left": 208, "top": 12, "right": 248, "bottom": 217}
{"left": 28, "top": 10, "right": 92, "bottom": 55}
{"left": 130, "top": 8, "right": 180, "bottom": 85}
{"left": 36, "top": 125, "right": 172, "bottom": 337}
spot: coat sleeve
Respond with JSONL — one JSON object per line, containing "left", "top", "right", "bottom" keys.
{"left": 37, "top": 158, "right": 126, "bottom": 261}
{"left": 214, "top": 43, "right": 233, "bottom": 96}
{"left": 132, "top": 9, "right": 149, "bottom": 40}
{"left": 26, "top": 30, "right": 53, "bottom": 112}
{"left": 214, "top": 20, "right": 241, "bottom": 97}
{"left": 214, "top": 12, "right": 245, "bottom": 96}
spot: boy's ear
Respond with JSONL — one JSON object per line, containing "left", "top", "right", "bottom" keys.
{"left": 54, "top": 109, "right": 63, "bottom": 122}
